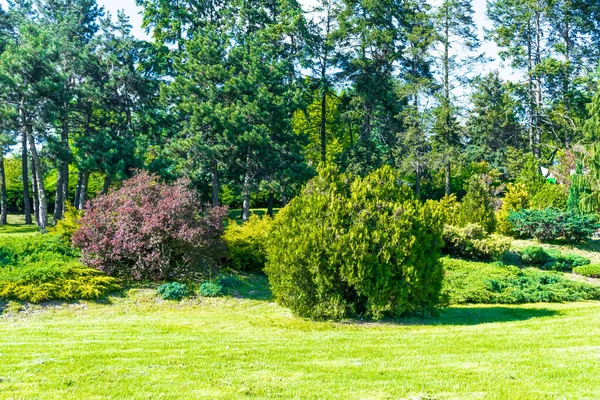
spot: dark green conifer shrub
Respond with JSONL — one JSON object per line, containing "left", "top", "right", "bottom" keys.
{"left": 458, "top": 175, "right": 496, "bottom": 233}
{"left": 508, "top": 208, "right": 599, "bottom": 242}
{"left": 265, "top": 166, "right": 444, "bottom": 320}
{"left": 157, "top": 282, "right": 188, "bottom": 301}
{"left": 198, "top": 282, "right": 223, "bottom": 297}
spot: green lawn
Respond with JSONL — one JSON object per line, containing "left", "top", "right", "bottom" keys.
{"left": 227, "top": 208, "right": 280, "bottom": 224}
{"left": 0, "top": 214, "right": 42, "bottom": 236}
{"left": 2, "top": 289, "right": 600, "bottom": 399}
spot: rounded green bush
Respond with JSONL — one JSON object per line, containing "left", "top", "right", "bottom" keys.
{"left": 198, "top": 282, "right": 223, "bottom": 297}
{"left": 157, "top": 282, "right": 188, "bottom": 301}
{"left": 265, "top": 166, "right": 445, "bottom": 320}
{"left": 223, "top": 215, "right": 272, "bottom": 271}
{"left": 520, "top": 246, "right": 549, "bottom": 266}
{"left": 573, "top": 264, "right": 600, "bottom": 278}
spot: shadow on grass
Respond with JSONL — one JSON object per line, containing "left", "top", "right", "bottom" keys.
{"left": 403, "top": 306, "right": 559, "bottom": 326}
{"left": 225, "top": 273, "right": 272, "bottom": 301}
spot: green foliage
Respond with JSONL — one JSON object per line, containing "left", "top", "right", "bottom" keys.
{"left": 529, "top": 183, "right": 568, "bottom": 211}
{"left": 573, "top": 264, "right": 600, "bottom": 278}
{"left": 265, "top": 166, "right": 445, "bottom": 320}
{"left": 157, "top": 282, "right": 188, "bottom": 301}
{"left": 496, "top": 183, "right": 529, "bottom": 236}
{"left": 441, "top": 258, "right": 600, "bottom": 304}
{"left": 442, "top": 224, "right": 511, "bottom": 261}
{"left": 458, "top": 175, "right": 496, "bottom": 233}
{"left": 0, "top": 260, "right": 119, "bottom": 303}
{"left": 0, "top": 234, "right": 118, "bottom": 303}
{"left": 48, "top": 203, "right": 82, "bottom": 241}
{"left": 223, "top": 215, "right": 272, "bottom": 271}
{"left": 508, "top": 208, "right": 599, "bottom": 242}
{"left": 216, "top": 274, "right": 243, "bottom": 289}
{"left": 516, "top": 155, "right": 546, "bottom": 198}
{"left": 520, "top": 246, "right": 550, "bottom": 266}
{"left": 198, "top": 282, "right": 223, "bottom": 297}
{"left": 520, "top": 246, "right": 590, "bottom": 272}
{"left": 438, "top": 194, "right": 460, "bottom": 226}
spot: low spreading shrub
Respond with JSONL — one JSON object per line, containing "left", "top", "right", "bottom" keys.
{"left": 223, "top": 215, "right": 272, "bottom": 271}
{"left": 157, "top": 282, "right": 188, "bottom": 301}
{"left": 519, "top": 246, "right": 590, "bottom": 271}
{"left": 508, "top": 208, "right": 599, "bottom": 242}
{"left": 520, "top": 246, "right": 549, "bottom": 266}
{"left": 198, "top": 282, "right": 223, "bottom": 297}
{"left": 0, "top": 234, "right": 118, "bottom": 303}
{"left": 442, "top": 224, "right": 511, "bottom": 261}
{"left": 0, "top": 261, "right": 119, "bottom": 303}
{"left": 442, "top": 257, "right": 600, "bottom": 304}
{"left": 573, "top": 264, "right": 600, "bottom": 278}
{"left": 266, "top": 166, "right": 445, "bottom": 320}
{"left": 73, "top": 172, "right": 228, "bottom": 281}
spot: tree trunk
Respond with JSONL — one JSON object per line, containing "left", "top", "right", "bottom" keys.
{"left": 74, "top": 169, "right": 83, "bottom": 208}
{"left": 78, "top": 170, "right": 90, "bottom": 210}
{"left": 211, "top": 158, "right": 219, "bottom": 207}
{"left": 20, "top": 120, "right": 32, "bottom": 225}
{"left": 27, "top": 131, "right": 47, "bottom": 230}
{"left": 445, "top": 161, "right": 451, "bottom": 196}
{"left": 102, "top": 174, "right": 111, "bottom": 195}
{"left": 54, "top": 120, "right": 69, "bottom": 222}
{"left": 54, "top": 167, "right": 64, "bottom": 222}
{"left": 267, "top": 189, "right": 274, "bottom": 217}
{"left": 0, "top": 152, "right": 7, "bottom": 224}
{"left": 241, "top": 171, "right": 250, "bottom": 222}
{"left": 30, "top": 156, "right": 40, "bottom": 227}
{"left": 415, "top": 163, "right": 421, "bottom": 199}
{"left": 320, "top": 87, "right": 327, "bottom": 164}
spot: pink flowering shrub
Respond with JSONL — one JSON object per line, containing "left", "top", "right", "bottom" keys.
{"left": 72, "top": 172, "right": 227, "bottom": 281}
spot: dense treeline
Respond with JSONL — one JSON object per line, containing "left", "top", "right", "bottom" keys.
{"left": 2, "top": 0, "right": 600, "bottom": 227}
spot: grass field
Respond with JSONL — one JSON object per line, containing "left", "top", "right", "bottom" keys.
{"left": 1, "top": 290, "right": 600, "bottom": 399}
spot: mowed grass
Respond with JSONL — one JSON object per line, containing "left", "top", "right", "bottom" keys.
{"left": 1, "top": 290, "right": 600, "bottom": 399}
{"left": 0, "top": 214, "right": 42, "bottom": 236}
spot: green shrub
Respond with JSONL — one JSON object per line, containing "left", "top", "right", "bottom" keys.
{"left": 519, "top": 246, "right": 590, "bottom": 272}
{"left": 0, "top": 260, "right": 119, "bottom": 303}
{"left": 520, "top": 246, "right": 549, "bottom": 266}
{"left": 508, "top": 208, "right": 599, "bottom": 242}
{"left": 198, "top": 282, "right": 223, "bottom": 297}
{"left": 530, "top": 183, "right": 568, "bottom": 210}
{"left": 496, "top": 183, "right": 529, "bottom": 236}
{"left": 266, "top": 166, "right": 445, "bottom": 320}
{"left": 442, "top": 224, "right": 511, "bottom": 261}
{"left": 157, "top": 282, "right": 188, "bottom": 300}
{"left": 438, "top": 194, "right": 460, "bottom": 226}
{"left": 441, "top": 257, "right": 600, "bottom": 304}
{"left": 458, "top": 175, "right": 496, "bottom": 233}
{"left": 223, "top": 215, "right": 272, "bottom": 271}
{"left": 0, "top": 234, "right": 118, "bottom": 303}
{"left": 48, "top": 204, "right": 82, "bottom": 242}
{"left": 573, "top": 264, "right": 600, "bottom": 278}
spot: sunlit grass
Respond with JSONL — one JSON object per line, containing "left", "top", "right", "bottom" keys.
{"left": 1, "top": 289, "right": 600, "bottom": 399}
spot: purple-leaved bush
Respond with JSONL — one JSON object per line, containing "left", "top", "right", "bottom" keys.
{"left": 72, "top": 172, "right": 227, "bottom": 281}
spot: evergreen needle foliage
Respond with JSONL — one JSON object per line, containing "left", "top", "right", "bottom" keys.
{"left": 265, "top": 166, "right": 444, "bottom": 320}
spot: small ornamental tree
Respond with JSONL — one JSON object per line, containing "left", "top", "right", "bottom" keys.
{"left": 458, "top": 175, "right": 496, "bottom": 233}
{"left": 265, "top": 166, "right": 445, "bottom": 320}
{"left": 72, "top": 172, "right": 228, "bottom": 281}
{"left": 496, "top": 182, "right": 529, "bottom": 236}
